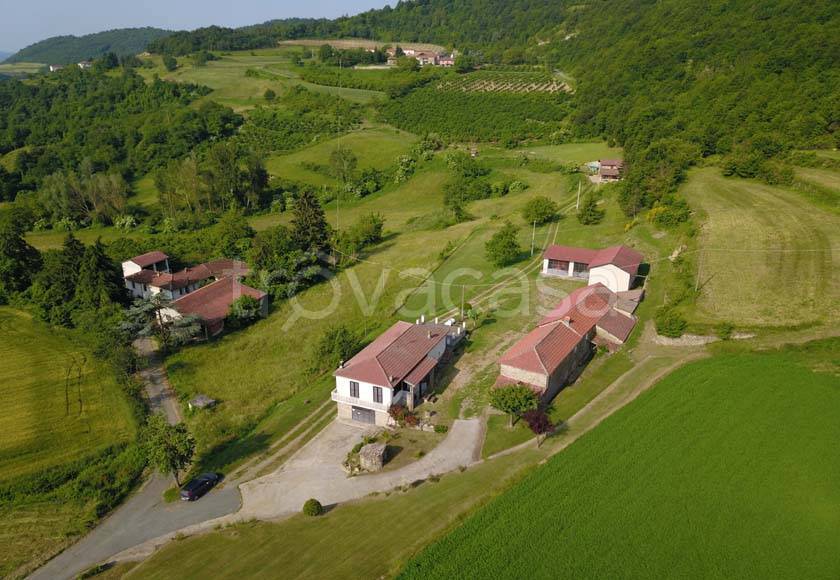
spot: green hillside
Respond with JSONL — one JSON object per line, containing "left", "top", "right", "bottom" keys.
{"left": 4, "top": 27, "right": 171, "bottom": 64}
{"left": 400, "top": 344, "right": 840, "bottom": 579}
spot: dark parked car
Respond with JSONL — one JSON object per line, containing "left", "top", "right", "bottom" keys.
{"left": 180, "top": 473, "right": 221, "bottom": 501}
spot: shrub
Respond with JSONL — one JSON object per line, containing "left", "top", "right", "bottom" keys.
{"left": 490, "top": 385, "right": 539, "bottom": 427}
{"left": 389, "top": 403, "right": 419, "bottom": 427}
{"left": 715, "top": 322, "right": 734, "bottom": 341}
{"left": 655, "top": 306, "right": 688, "bottom": 338}
{"left": 303, "top": 498, "right": 324, "bottom": 516}
{"left": 485, "top": 221, "right": 522, "bottom": 267}
{"left": 521, "top": 196, "right": 560, "bottom": 225}
{"left": 434, "top": 424, "right": 449, "bottom": 434}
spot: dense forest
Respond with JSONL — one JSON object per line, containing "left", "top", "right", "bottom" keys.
{"left": 4, "top": 27, "right": 171, "bottom": 64}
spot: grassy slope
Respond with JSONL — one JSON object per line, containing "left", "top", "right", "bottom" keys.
{"left": 0, "top": 308, "right": 135, "bottom": 481}
{"left": 399, "top": 345, "right": 840, "bottom": 579}
{"left": 264, "top": 125, "right": 418, "bottom": 188}
{"left": 682, "top": 168, "right": 840, "bottom": 328}
{"left": 795, "top": 166, "right": 840, "bottom": 192}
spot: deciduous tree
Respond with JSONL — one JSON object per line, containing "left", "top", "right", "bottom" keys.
{"left": 489, "top": 384, "right": 539, "bottom": 427}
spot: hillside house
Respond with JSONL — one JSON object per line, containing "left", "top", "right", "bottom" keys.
{"left": 77, "top": 61, "right": 93, "bottom": 70}
{"left": 542, "top": 244, "right": 643, "bottom": 293}
{"left": 49, "top": 65, "right": 64, "bottom": 72}
{"left": 438, "top": 53, "right": 456, "bottom": 67}
{"left": 414, "top": 52, "right": 438, "bottom": 66}
{"left": 332, "top": 320, "right": 465, "bottom": 426}
{"left": 496, "top": 284, "right": 638, "bottom": 401}
{"left": 122, "top": 251, "right": 268, "bottom": 336}
{"left": 599, "top": 159, "right": 624, "bottom": 181}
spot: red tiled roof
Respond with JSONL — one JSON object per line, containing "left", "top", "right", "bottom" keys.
{"left": 403, "top": 356, "right": 438, "bottom": 386}
{"left": 204, "top": 259, "right": 250, "bottom": 278}
{"left": 543, "top": 245, "right": 597, "bottom": 264}
{"left": 539, "top": 284, "right": 615, "bottom": 327}
{"left": 599, "top": 159, "right": 623, "bottom": 168}
{"left": 126, "top": 269, "right": 158, "bottom": 284}
{"left": 149, "top": 264, "right": 214, "bottom": 290}
{"left": 597, "top": 308, "right": 637, "bottom": 343}
{"left": 501, "top": 283, "right": 637, "bottom": 380}
{"left": 590, "top": 245, "right": 644, "bottom": 277}
{"left": 500, "top": 320, "right": 588, "bottom": 379}
{"left": 335, "top": 322, "right": 452, "bottom": 387}
{"left": 130, "top": 251, "right": 168, "bottom": 267}
{"left": 544, "top": 245, "right": 643, "bottom": 277}
{"left": 172, "top": 277, "right": 266, "bottom": 325}
{"left": 600, "top": 167, "right": 621, "bottom": 177}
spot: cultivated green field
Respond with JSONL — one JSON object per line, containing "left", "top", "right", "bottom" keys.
{"left": 682, "top": 168, "right": 840, "bottom": 327}
{"left": 400, "top": 342, "right": 840, "bottom": 579}
{"left": 0, "top": 62, "right": 45, "bottom": 76}
{"left": 0, "top": 308, "right": 136, "bottom": 481}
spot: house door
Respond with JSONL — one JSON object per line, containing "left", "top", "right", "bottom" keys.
{"left": 351, "top": 406, "right": 375, "bottom": 424}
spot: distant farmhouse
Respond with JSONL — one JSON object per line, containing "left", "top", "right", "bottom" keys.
{"left": 121, "top": 251, "right": 268, "bottom": 336}
{"left": 598, "top": 159, "right": 624, "bottom": 182}
{"left": 77, "top": 61, "right": 93, "bottom": 69}
{"left": 386, "top": 46, "right": 456, "bottom": 67}
{"left": 542, "top": 244, "right": 643, "bottom": 293}
{"left": 496, "top": 284, "right": 641, "bottom": 402}
{"left": 333, "top": 319, "right": 465, "bottom": 426}
{"left": 48, "top": 64, "right": 63, "bottom": 72}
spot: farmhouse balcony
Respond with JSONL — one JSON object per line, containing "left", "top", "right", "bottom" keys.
{"left": 331, "top": 389, "right": 391, "bottom": 413}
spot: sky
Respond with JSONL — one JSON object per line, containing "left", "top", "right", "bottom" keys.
{"left": 0, "top": 0, "right": 393, "bottom": 52}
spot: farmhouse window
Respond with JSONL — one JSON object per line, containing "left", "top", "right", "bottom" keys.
{"left": 350, "top": 381, "right": 360, "bottom": 398}
{"left": 373, "top": 386, "right": 383, "bottom": 403}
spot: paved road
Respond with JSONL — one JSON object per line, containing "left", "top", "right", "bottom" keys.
{"left": 29, "top": 338, "right": 240, "bottom": 580}
{"left": 30, "top": 477, "right": 240, "bottom": 580}
{"left": 238, "top": 418, "right": 484, "bottom": 520}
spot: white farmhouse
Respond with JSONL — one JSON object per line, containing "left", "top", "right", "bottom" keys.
{"left": 332, "top": 320, "right": 464, "bottom": 426}
{"left": 541, "top": 244, "right": 643, "bottom": 293}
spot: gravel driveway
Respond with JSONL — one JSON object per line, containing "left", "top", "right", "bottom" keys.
{"left": 238, "top": 418, "right": 484, "bottom": 520}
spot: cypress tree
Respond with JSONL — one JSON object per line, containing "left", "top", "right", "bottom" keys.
{"left": 292, "top": 190, "right": 330, "bottom": 253}
{"left": 74, "top": 238, "right": 125, "bottom": 310}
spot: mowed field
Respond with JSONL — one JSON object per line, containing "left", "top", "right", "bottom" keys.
{"left": 0, "top": 308, "right": 136, "bottom": 481}
{"left": 683, "top": 168, "right": 840, "bottom": 327}
{"left": 399, "top": 343, "right": 840, "bottom": 580}
{"left": 138, "top": 49, "right": 384, "bottom": 110}
{"left": 264, "top": 125, "right": 418, "bottom": 187}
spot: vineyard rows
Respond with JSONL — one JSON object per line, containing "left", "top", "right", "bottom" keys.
{"left": 436, "top": 73, "right": 571, "bottom": 94}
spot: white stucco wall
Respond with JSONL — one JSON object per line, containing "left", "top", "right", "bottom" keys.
{"left": 589, "top": 264, "right": 631, "bottom": 292}
{"left": 122, "top": 260, "right": 142, "bottom": 278}
{"left": 335, "top": 375, "right": 393, "bottom": 409}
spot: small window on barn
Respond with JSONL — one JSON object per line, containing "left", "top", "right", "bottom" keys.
{"left": 350, "top": 381, "right": 360, "bottom": 398}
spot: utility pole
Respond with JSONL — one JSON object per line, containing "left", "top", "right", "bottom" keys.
{"left": 530, "top": 220, "right": 536, "bottom": 256}
{"left": 460, "top": 284, "right": 465, "bottom": 320}
{"left": 576, "top": 180, "right": 582, "bottom": 210}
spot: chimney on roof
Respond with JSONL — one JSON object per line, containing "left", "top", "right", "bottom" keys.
{"left": 420, "top": 314, "right": 425, "bottom": 324}
{"left": 339, "top": 359, "right": 345, "bottom": 369}
{"left": 434, "top": 316, "right": 439, "bottom": 324}
{"left": 427, "top": 330, "right": 432, "bottom": 339}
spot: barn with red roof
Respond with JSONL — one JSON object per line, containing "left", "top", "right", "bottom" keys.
{"left": 542, "top": 244, "right": 643, "bottom": 292}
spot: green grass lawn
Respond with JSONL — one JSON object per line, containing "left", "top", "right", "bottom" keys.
{"left": 507, "top": 141, "right": 623, "bottom": 165}
{"left": 682, "top": 168, "right": 840, "bottom": 328}
{"left": 400, "top": 342, "right": 840, "bottom": 579}
{"left": 138, "top": 50, "right": 383, "bottom": 111}
{"left": 265, "top": 125, "right": 418, "bottom": 187}
{"left": 481, "top": 414, "right": 533, "bottom": 458}
{"left": 0, "top": 308, "right": 136, "bottom": 481}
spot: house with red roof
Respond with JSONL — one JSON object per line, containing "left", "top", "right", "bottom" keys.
{"left": 122, "top": 251, "right": 267, "bottom": 337}
{"left": 496, "top": 284, "right": 638, "bottom": 401}
{"left": 333, "top": 319, "right": 465, "bottom": 426}
{"left": 542, "top": 244, "right": 643, "bottom": 293}
{"left": 599, "top": 159, "right": 624, "bottom": 182}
